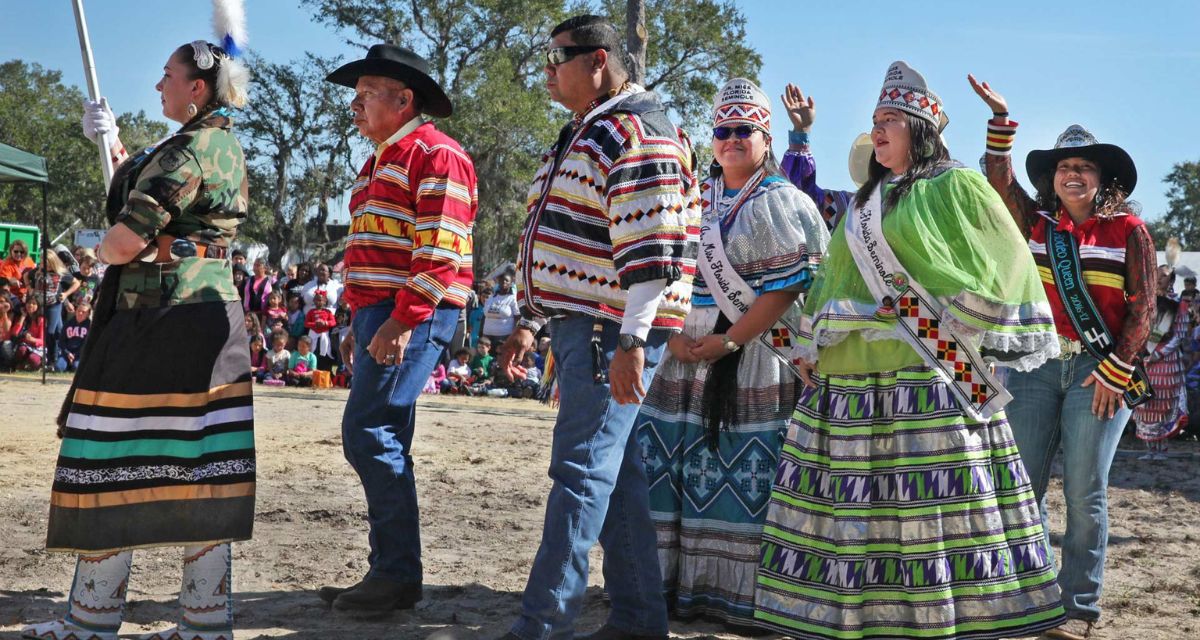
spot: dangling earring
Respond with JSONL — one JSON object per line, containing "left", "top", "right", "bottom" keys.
{"left": 186, "top": 103, "right": 198, "bottom": 118}
{"left": 920, "top": 140, "right": 935, "bottom": 159}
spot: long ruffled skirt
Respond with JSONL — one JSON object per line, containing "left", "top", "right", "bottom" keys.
{"left": 754, "top": 366, "right": 1065, "bottom": 640}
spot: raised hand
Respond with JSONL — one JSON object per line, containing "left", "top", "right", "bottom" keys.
{"left": 967, "top": 74, "right": 1009, "bottom": 115}
{"left": 781, "top": 83, "right": 815, "bottom": 132}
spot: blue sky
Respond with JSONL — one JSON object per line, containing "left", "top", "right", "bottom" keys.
{"left": 3, "top": 0, "right": 1198, "bottom": 227}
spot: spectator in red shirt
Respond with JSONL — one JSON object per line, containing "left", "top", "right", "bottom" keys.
{"left": 304, "top": 290, "right": 337, "bottom": 371}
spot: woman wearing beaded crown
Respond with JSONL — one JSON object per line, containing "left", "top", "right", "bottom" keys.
{"left": 635, "top": 78, "right": 828, "bottom": 630}
{"left": 968, "top": 73, "right": 1156, "bottom": 640}
{"left": 752, "top": 62, "right": 1066, "bottom": 639}
{"left": 22, "top": 8, "right": 253, "bottom": 640}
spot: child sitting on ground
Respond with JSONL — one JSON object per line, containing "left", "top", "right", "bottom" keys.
{"left": 265, "top": 332, "right": 290, "bottom": 386}
{"left": 470, "top": 337, "right": 494, "bottom": 381}
{"left": 423, "top": 363, "right": 446, "bottom": 394}
{"left": 249, "top": 334, "right": 269, "bottom": 383}
{"left": 13, "top": 294, "right": 45, "bottom": 371}
{"left": 512, "top": 351, "right": 542, "bottom": 399}
{"left": 56, "top": 301, "right": 91, "bottom": 372}
{"left": 287, "top": 335, "right": 317, "bottom": 387}
{"left": 442, "top": 348, "right": 473, "bottom": 394}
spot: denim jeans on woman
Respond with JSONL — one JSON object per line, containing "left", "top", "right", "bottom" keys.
{"left": 341, "top": 300, "right": 457, "bottom": 585}
{"left": 1005, "top": 353, "right": 1131, "bottom": 622}
{"left": 511, "top": 315, "right": 670, "bottom": 640}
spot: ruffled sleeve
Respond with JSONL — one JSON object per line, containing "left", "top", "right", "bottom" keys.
{"left": 795, "top": 167, "right": 1058, "bottom": 373}
{"left": 744, "top": 181, "right": 830, "bottom": 295}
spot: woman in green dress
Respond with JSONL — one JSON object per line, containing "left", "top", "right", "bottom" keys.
{"left": 754, "top": 61, "right": 1066, "bottom": 640}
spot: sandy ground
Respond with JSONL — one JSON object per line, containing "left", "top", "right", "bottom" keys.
{"left": 0, "top": 372, "right": 1198, "bottom": 640}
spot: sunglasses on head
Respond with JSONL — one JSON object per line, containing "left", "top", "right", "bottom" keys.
{"left": 713, "top": 125, "right": 757, "bottom": 141}
{"left": 545, "top": 45, "right": 607, "bottom": 66}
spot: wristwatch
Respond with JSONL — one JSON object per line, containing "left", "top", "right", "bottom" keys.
{"left": 618, "top": 333, "right": 646, "bottom": 352}
{"left": 719, "top": 334, "right": 741, "bottom": 353}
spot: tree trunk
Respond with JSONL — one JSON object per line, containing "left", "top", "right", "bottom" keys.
{"left": 626, "top": 0, "right": 647, "bottom": 84}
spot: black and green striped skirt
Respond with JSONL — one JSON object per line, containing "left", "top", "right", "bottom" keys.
{"left": 47, "top": 300, "right": 255, "bottom": 553}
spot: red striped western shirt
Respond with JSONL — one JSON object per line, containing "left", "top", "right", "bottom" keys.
{"left": 344, "top": 120, "right": 477, "bottom": 328}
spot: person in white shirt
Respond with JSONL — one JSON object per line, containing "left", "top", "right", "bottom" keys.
{"left": 481, "top": 273, "right": 518, "bottom": 345}
{"left": 301, "top": 263, "right": 343, "bottom": 313}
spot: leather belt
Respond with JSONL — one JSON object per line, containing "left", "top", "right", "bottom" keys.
{"left": 153, "top": 235, "right": 227, "bottom": 262}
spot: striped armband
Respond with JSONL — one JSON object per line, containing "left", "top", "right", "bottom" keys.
{"left": 985, "top": 120, "right": 1018, "bottom": 156}
{"left": 1092, "top": 353, "right": 1135, "bottom": 393}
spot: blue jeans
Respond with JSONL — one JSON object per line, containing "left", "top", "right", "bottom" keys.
{"left": 341, "top": 301, "right": 457, "bottom": 585}
{"left": 1005, "top": 354, "right": 1131, "bottom": 622}
{"left": 512, "top": 316, "right": 670, "bottom": 640}
{"left": 44, "top": 302, "right": 63, "bottom": 367}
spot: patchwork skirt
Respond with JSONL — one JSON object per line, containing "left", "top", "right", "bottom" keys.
{"left": 637, "top": 306, "right": 799, "bottom": 626}
{"left": 754, "top": 366, "right": 1065, "bottom": 640}
{"left": 1134, "top": 353, "right": 1187, "bottom": 441}
{"left": 46, "top": 300, "right": 255, "bottom": 553}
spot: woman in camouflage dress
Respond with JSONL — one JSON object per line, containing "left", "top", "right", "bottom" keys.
{"left": 23, "top": 38, "right": 253, "bottom": 640}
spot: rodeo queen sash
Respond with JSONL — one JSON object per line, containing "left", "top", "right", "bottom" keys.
{"left": 845, "top": 182, "right": 1012, "bottom": 421}
{"left": 1044, "top": 217, "right": 1153, "bottom": 407}
{"left": 697, "top": 170, "right": 808, "bottom": 379}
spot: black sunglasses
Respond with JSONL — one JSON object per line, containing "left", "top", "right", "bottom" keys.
{"left": 713, "top": 125, "right": 757, "bottom": 141}
{"left": 546, "top": 45, "right": 607, "bottom": 66}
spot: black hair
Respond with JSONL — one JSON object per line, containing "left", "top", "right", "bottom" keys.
{"left": 172, "top": 43, "right": 224, "bottom": 110}
{"left": 550, "top": 15, "right": 629, "bottom": 77}
{"left": 854, "top": 112, "right": 950, "bottom": 209}
{"left": 231, "top": 249, "right": 246, "bottom": 258}
{"left": 454, "top": 347, "right": 472, "bottom": 358}
{"left": 1033, "top": 158, "right": 1132, "bottom": 219}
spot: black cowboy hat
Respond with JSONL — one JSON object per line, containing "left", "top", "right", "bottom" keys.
{"left": 325, "top": 44, "right": 453, "bottom": 118}
{"left": 1026, "top": 124, "right": 1136, "bottom": 195}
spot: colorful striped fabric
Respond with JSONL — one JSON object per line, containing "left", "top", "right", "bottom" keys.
{"left": 755, "top": 367, "right": 1065, "bottom": 639}
{"left": 518, "top": 88, "right": 699, "bottom": 329}
{"left": 1135, "top": 297, "right": 1189, "bottom": 440}
{"left": 47, "top": 301, "right": 255, "bottom": 553}
{"left": 344, "top": 120, "right": 477, "bottom": 328}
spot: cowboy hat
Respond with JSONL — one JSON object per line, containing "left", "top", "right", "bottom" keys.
{"left": 1026, "top": 124, "right": 1136, "bottom": 195}
{"left": 325, "top": 44, "right": 453, "bottom": 118}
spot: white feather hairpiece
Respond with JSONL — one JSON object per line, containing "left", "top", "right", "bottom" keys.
{"left": 212, "top": 0, "right": 248, "bottom": 58}
{"left": 1166, "top": 237, "right": 1181, "bottom": 269}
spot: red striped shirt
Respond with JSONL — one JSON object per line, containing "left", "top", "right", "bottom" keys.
{"left": 344, "top": 122, "right": 477, "bottom": 328}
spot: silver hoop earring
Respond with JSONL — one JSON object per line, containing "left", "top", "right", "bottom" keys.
{"left": 187, "top": 103, "right": 198, "bottom": 118}
{"left": 920, "top": 140, "right": 935, "bottom": 158}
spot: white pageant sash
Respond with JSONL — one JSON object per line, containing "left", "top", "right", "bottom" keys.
{"left": 844, "top": 182, "right": 1011, "bottom": 421}
{"left": 697, "top": 177, "right": 807, "bottom": 379}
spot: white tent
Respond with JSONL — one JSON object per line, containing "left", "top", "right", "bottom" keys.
{"left": 1157, "top": 251, "right": 1200, "bottom": 279}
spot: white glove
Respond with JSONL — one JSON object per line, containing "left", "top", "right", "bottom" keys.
{"left": 81, "top": 97, "right": 118, "bottom": 143}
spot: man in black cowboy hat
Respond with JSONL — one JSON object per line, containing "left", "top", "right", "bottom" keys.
{"left": 318, "top": 44, "right": 478, "bottom": 613}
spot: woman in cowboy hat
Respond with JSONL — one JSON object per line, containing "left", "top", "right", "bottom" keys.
{"left": 969, "top": 74, "right": 1157, "bottom": 640}
{"left": 753, "top": 62, "right": 1065, "bottom": 640}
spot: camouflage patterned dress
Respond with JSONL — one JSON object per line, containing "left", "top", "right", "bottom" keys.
{"left": 47, "top": 109, "right": 255, "bottom": 552}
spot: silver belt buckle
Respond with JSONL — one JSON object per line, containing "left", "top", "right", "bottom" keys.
{"left": 1058, "top": 335, "right": 1083, "bottom": 359}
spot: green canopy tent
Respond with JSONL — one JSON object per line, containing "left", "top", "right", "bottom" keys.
{"left": 0, "top": 142, "right": 51, "bottom": 384}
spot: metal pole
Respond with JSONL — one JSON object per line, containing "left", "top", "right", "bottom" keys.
{"left": 42, "top": 183, "right": 49, "bottom": 385}
{"left": 71, "top": 0, "right": 115, "bottom": 189}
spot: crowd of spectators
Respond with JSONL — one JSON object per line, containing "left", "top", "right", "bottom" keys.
{"left": 0, "top": 241, "right": 546, "bottom": 401}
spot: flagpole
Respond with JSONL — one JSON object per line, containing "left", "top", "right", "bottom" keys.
{"left": 70, "top": 0, "right": 114, "bottom": 189}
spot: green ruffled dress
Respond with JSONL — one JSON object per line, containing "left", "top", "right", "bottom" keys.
{"left": 754, "top": 166, "right": 1066, "bottom": 639}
